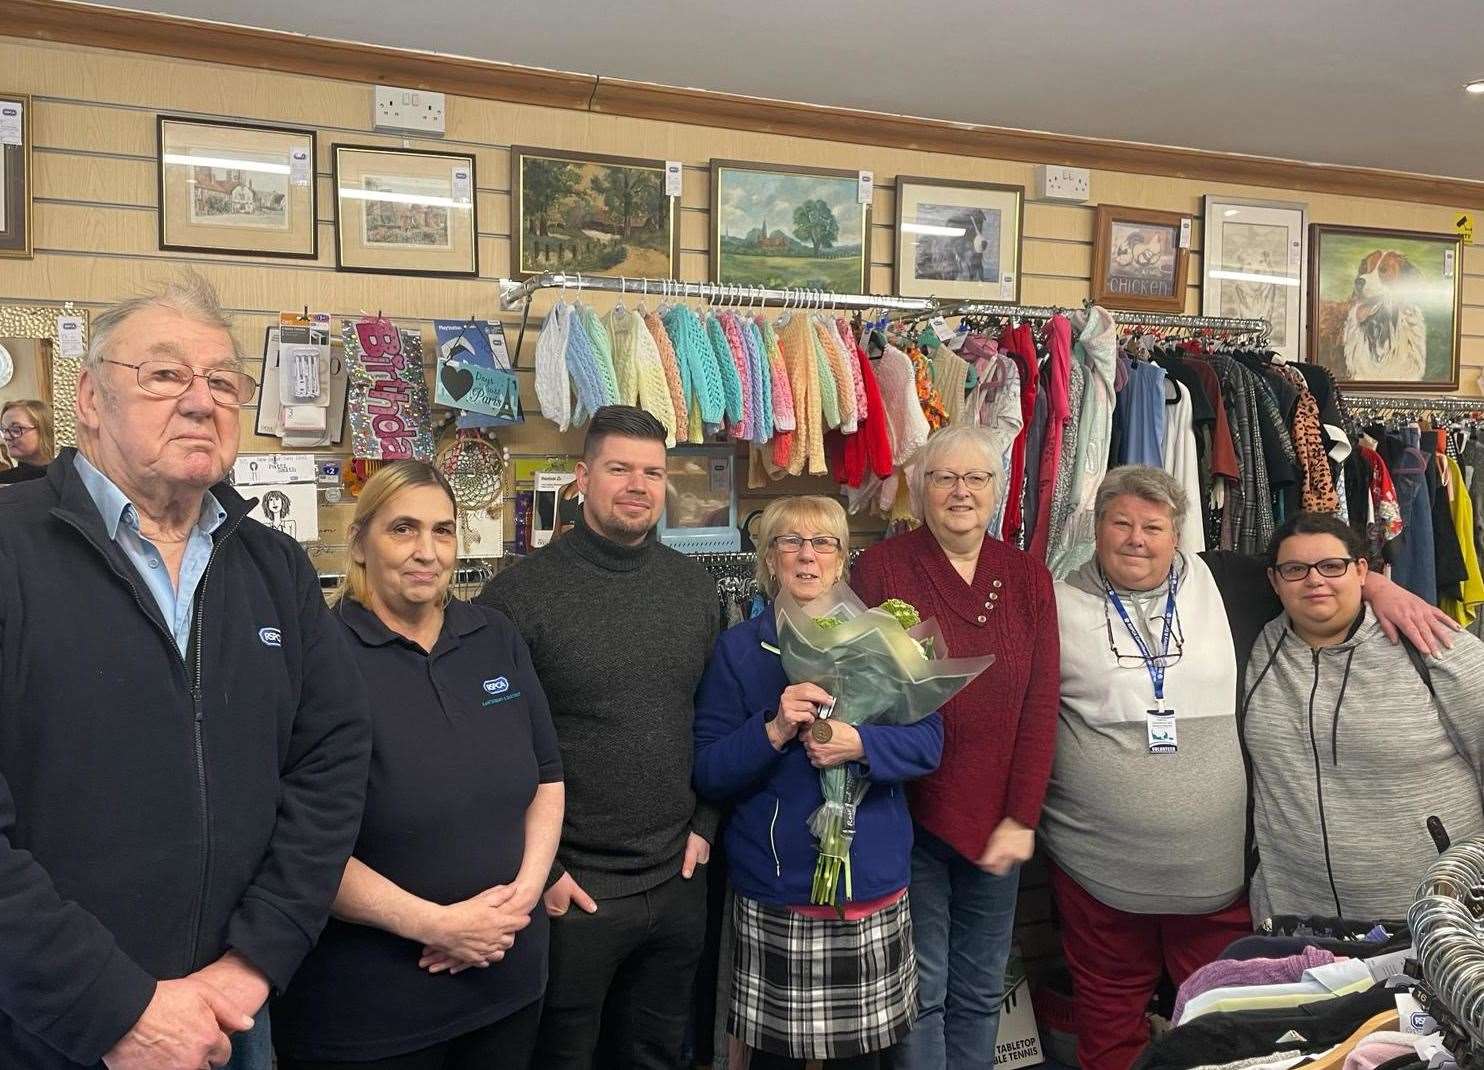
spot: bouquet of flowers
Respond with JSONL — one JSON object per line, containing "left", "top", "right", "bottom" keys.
{"left": 775, "top": 582, "right": 994, "bottom": 907}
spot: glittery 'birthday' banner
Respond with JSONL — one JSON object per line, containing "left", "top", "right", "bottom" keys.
{"left": 342, "top": 316, "right": 435, "bottom": 460}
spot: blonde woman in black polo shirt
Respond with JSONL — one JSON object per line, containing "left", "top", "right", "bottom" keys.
{"left": 273, "top": 461, "right": 564, "bottom": 1070}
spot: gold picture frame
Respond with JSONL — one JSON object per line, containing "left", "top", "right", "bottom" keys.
{"left": 0, "top": 303, "right": 88, "bottom": 447}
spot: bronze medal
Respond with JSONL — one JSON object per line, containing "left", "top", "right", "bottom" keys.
{"left": 810, "top": 719, "right": 834, "bottom": 743}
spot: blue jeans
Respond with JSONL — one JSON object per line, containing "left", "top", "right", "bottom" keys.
{"left": 898, "top": 824, "right": 1020, "bottom": 1070}
{"left": 223, "top": 1007, "right": 272, "bottom": 1070}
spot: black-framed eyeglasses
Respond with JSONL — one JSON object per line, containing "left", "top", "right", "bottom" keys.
{"left": 1103, "top": 600, "right": 1186, "bottom": 668}
{"left": 0, "top": 424, "right": 36, "bottom": 439}
{"left": 771, "top": 534, "right": 842, "bottom": 555}
{"left": 925, "top": 470, "right": 994, "bottom": 492}
{"left": 1273, "top": 557, "right": 1356, "bottom": 583}
{"left": 102, "top": 358, "right": 258, "bottom": 407}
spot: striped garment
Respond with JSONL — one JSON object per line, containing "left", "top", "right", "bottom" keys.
{"left": 730, "top": 893, "right": 916, "bottom": 1060}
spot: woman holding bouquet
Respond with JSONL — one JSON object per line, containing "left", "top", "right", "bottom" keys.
{"left": 852, "top": 423, "right": 1061, "bottom": 1070}
{"left": 694, "top": 495, "right": 943, "bottom": 1069}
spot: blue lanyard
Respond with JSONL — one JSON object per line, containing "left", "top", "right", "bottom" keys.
{"left": 1105, "top": 567, "right": 1178, "bottom": 705}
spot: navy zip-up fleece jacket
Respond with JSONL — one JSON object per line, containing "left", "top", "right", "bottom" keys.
{"left": 0, "top": 451, "right": 371, "bottom": 1067}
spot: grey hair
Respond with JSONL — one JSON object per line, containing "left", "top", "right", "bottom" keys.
{"left": 910, "top": 424, "right": 1006, "bottom": 510}
{"left": 85, "top": 271, "right": 243, "bottom": 378}
{"left": 1094, "top": 465, "right": 1187, "bottom": 537}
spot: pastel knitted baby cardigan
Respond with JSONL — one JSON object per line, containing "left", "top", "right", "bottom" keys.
{"left": 704, "top": 313, "right": 744, "bottom": 429}
{"left": 533, "top": 303, "right": 573, "bottom": 431}
{"left": 820, "top": 318, "right": 859, "bottom": 433}
{"left": 808, "top": 319, "right": 841, "bottom": 432}
{"left": 760, "top": 318, "right": 796, "bottom": 471}
{"left": 578, "top": 303, "right": 620, "bottom": 408}
{"left": 719, "top": 312, "right": 753, "bottom": 441}
{"left": 627, "top": 308, "right": 679, "bottom": 446}
{"left": 664, "top": 305, "right": 724, "bottom": 428}
{"left": 643, "top": 310, "right": 691, "bottom": 441}
{"left": 604, "top": 305, "right": 640, "bottom": 406}
{"left": 837, "top": 318, "right": 870, "bottom": 422}
{"left": 776, "top": 314, "right": 826, "bottom": 476}
{"left": 741, "top": 317, "right": 772, "bottom": 443}
{"left": 563, "top": 305, "right": 609, "bottom": 423}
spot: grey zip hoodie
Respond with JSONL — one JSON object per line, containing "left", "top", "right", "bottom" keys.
{"left": 1244, "top": 608, "right": 1484, "bottom": 922}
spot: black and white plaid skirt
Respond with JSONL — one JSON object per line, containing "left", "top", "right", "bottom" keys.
{"left": 729, "top": 892, "right": 917, "bottom": 1060}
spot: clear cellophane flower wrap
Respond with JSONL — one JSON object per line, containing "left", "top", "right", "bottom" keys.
{"left": 774, "top": 582, "right": 994, "bottom": 908}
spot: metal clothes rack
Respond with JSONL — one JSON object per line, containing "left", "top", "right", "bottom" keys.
{"left": 1344, "top": 393, "right": 1484, "bottom": 417}
{"left": 1410, "top": 838, "right": 1484, "bottom": 1057}
{"left": 945, "top": 301, "right": 1269, "bottom": 334}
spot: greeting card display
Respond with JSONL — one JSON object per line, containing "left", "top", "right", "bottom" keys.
{"left": 342, "top": 316, "right": 435, "bottom": 460}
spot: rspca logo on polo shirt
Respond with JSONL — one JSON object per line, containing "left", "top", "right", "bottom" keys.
{"left": 258, "top": 627, "right": 282, "bottom": 647}
{"left": 481, "top": 676, "right": 522, "bottom": 706}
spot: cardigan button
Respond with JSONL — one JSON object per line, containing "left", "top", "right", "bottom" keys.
{"left": 976, "top": 614, "right": 987, "bottom": 624}
{"left": 992, "top": 579, "right": 1003, "bottom": 588}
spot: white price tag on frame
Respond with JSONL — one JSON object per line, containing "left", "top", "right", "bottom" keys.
{"left": 1445, "top": 249, "right": 1456, "bottom": 278}
{"left": 0, "top": 101, "right": 22, "bottom": 147}
{"left": 289, "top": 147, "right": 311, "bottom": 187}
{"left": 858, "top": 170, "right": 874, "bottom": 205}
{"left": 56, "top": 316, "right": 85, "bottom": 358}
{"left": 664, "top": 161, "right": 683, "bottom": 198}
{"left": 451, "top": 166, "right": 473, "bottom": 205}
{"left": 1179, "top": 218, "right": 1193, "bottom": 249}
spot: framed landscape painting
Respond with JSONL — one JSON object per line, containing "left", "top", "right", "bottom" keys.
{"left": 333, "top": 144, "right": 478, "bottom": 277}
{"left": 158, "top": 116, "right": 316, "bottom": 258}
{"left": 1202, "top": 196, "right": 1306, "bottom": 361}
{"left": 512, "top": 147, "right": 677, "bottom": 279}
{"left": 711, "top": 160, "right": 870, "bottom": 292}
{"left": 894, "top": 177, "right": 1023, "bottom": 302}
{"left": 1309, "top": 224, "right": 1461, "bottom": 391}
{"left": 1091, "top": 204, "right": 1191, "bottom": 313}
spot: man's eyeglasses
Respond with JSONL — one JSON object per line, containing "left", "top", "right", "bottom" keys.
{"left": 925, "top": 470, "right": 994, "bottom": 492}
{"left": 102, "top": 358, "right": 258, "bottom": 407}
{"left": 0, "top": 424, "right": 36, "bottom": 439}
{"left": 1273, "top": 557, "right": 1356, "bottom": 583}
{"left": 771, "top": 534, "right": 842, "bottom": 555}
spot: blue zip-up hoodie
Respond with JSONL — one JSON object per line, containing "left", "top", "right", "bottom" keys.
{"left": 693, "top": 610, "right": 942, "bottom": 906}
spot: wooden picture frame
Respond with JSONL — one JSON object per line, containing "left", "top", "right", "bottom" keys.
{"left": 1202, "top": 196, "right": 1307, "bottom": 361}
{"left": 1090, "top": 204, "right": 1192, "bottom": 313}
{"left": 0, "top": 93, "right": 32, "bottom": 259}
{"left": 1308, "top": 223, "right": 1462, "bottom": 392}
{"left": 511, "top": 146, "right": 678, "bottom": 281}
{"left": 333, "top": 144, "right": 479, "bottom": 277}
{"left": 894, "top": 176, "right": 1023, "bottom": 302}
{"left": 711, "top": 160, "right": 871, "bottom": 292}
{"left": 157, "top": 116, "right": 317, "bottom": 259}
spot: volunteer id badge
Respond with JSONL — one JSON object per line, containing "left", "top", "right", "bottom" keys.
{"left": 1147, "top": 709, "right": 1177, "bottom": 754}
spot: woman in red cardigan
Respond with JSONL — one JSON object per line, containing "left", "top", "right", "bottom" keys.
{"left": 853, "top": 423, "right": 1060, "bottom": 1070}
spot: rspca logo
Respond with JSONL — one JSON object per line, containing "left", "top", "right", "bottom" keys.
{"left": 258, "top": 627, "right": 282, "bottom": 648}
{"left": 483, "top": 677, "right": 510, "bottom": 695}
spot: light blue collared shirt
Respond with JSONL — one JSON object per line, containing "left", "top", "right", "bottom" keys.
{"left": 74, "top": 453, "right": 227, "bottom": 657}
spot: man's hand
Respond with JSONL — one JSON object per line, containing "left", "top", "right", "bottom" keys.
{"left": 680, "top": 831, "right": 711, "bottom": 879}
{"left": 193, "top": 952, "right": 270, "bottom": 1019}
{"left": 976, "top": 817, "right": 1034, "bottom": 876}
{"left": 543, "top": 872, "right": 598, "bottom": 917}
{"left": 103, "top": 977, "right": 252, "bottom": 1070}
{"left": 1365, "top": 570, "right": 1460, "bottom": 655}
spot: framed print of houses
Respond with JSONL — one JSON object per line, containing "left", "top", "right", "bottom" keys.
{"left": 333, "top": 144, "right": 479, "bottom": 277}
{"left": 157, "top": 117, "right": 317, "bottom": 259}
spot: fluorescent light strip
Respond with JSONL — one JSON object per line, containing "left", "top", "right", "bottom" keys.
{"left": 1210, "top": 269, "right": 1300, "bottom": 287}
{"left": 164, "top": 153, "right": 290, "bottom": 176}
{"left": 901, "top": 222, "right": 966, "bottom": 237}
{"left": 338, "top": 187, "right": 461, "bottom": 209}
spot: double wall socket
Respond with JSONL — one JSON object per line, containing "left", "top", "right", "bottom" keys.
{"left": 1035, "top": 164, "right": 1091, "bottom": 202}
{"left": 373, "top": 86, "right": 446, "bottom": 136}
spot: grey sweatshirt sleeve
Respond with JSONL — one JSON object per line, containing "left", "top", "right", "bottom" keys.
{"left": 1423, "top": 631, "right": 1484, "bottom": 786}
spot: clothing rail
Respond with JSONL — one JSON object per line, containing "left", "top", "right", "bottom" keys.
{"left": 944, "top": 301, "right": 1269, "bottom": 334}
{"left": 1409, "top": 837, "right": 1484, "bottom": 1051}
{"left": 1345, "top": 393, "right": 1484, "bottom": 416}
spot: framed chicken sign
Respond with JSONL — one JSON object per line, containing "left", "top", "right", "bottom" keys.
{"left": 1309, "top": 224, "right": 1462, "bottom": 391}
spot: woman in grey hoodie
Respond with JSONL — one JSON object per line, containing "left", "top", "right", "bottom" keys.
{"left": 1244, "top": 511, "right": 1484, "bottom": 922}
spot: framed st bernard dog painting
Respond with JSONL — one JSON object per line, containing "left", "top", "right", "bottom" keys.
{"left": 894, "top": 177, "right": 1023, "bottom": 302}
{"left": 1309, "top": 224, "right": 1461, "bottom": 392}
{"left": 1090, "top": 205, "right": 1191, "bottom": 314}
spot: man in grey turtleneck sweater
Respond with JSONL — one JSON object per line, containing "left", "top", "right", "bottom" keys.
{"left": 479, "top": 406, "right": 720, "bottom": 1070}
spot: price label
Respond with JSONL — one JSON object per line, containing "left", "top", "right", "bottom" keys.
{"left": 1000, "top": 274, "right": 1016, "bottom": 300}
{"left": 858, "top": 170, "right": 874, "bottom": 205}
{"left": 665, "top": 161, "right": 683, "bottom": 198}
{"left": 929, "top": 314, "right": 954, "bottom": 342}
{"left": 289, "top": 147, "right": 311, "bottom": 187}
{"left": 1179, "top": 218, "right": 1193, "bottom": 249}
{"left": 1445, "top": 249, "right": 1456, "bottom": 278}
{"left": 0, "top": 101, "right": 22, "bottom": 147}
{"left": 451, "top": 166, "right": 473, "bottom": 205}
{"left": 56, "top": 315, "right": 85, "bottom": 358}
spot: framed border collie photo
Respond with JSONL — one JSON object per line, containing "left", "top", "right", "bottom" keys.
{"left": 893, "top": 177, "right": 1024, "bottom": 302}
{"left": 1309, "top": 224, "right": 1462, "bottom": 392}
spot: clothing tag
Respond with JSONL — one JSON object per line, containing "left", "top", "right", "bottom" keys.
{"left": 1178, "top": 218, "right": 1192, "bottom": 249}
{"left": 0, "top": 100, "right": 22, "bottom": 146}
{"left": 1290, "top": 238, "right": 1302, "bottom": 270}
{"left": 858, "top": 170, "right": 874, "bottom": 205}
{"left": 1444, "top": 249, "right": 1456, "bottom": 278}
{"left": 928, "top": 314, "right": 954, "bottom": 342}
{"left": 1001, "top": 274, "right": 1016, "bottom": 299}
{"left": 452, "top": 165, "right": 473, "bottom": 205}
{"left": 289, "top": 146, "right": 311, "bottom": 187}
{"left": 664, "top": 161, "right": 683, "bottom": 198}
{"left": 1416, "top": 1035, "right": 1450, "bottom": 1063}
{"left": 55, "top": 315, "right": 85, "bottom": 358}
{"left": 1147, "top": 709, "right": 1177, "bottom": 754}
{"left": 1396, "top": 991, "right": 1438, "bottom": 1035}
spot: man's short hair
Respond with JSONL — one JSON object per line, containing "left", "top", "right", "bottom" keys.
{"left": 1266, "top": 511, "right": 1369, "bottom": 565}
{"left": 582, "top": 405, "right": 667, "bottom": 461}
{"left": 86, "top": 270, "right": 245, "bottom": 378}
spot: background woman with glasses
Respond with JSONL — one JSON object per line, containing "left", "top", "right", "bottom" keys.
{"left": 1244, "top": 511, "right": 1484, "bottom": 923}
{"left": 851, "top": 423, "right": 1060, "bottom": 1070}
{"left": 1041, "top": 465, "right": 1251, "bottom": 1070}
{"left": 694, "top": 495, "right": 942, "bottom": 1069}
{"left": 0, "top": 399, "right": 54, "bottom": 485}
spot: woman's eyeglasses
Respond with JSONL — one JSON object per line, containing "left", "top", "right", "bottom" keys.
{"left": 1273, "top": 557, "right": 1356, "bottom": 583}
{"left": 1103, "top": 602, "right": 1185, "bottom": 668}
{"left": 924, "top": 470, "right": 993, "bottom": 491}
{"left": 771, "top": 535, "right": 842, "bottom": 555}
{"left": 101, "top": 358, "right": 259, "bottom": 407}
{"left": 0, "top": 424, "right": 36, "bottom": 439}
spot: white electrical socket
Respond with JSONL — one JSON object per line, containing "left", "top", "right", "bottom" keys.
{"left": 1035, "top": 164, "right": 1091, "bottom": 202}
{"left": 373, "top": 86, "right": 446, "bottom": 136}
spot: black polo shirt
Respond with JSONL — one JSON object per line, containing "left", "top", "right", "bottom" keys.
{"left": 272, "top": 598, "right": 562, "bottom": 1062}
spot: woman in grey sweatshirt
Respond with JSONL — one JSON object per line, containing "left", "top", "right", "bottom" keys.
{"left": 1244, "top": 511, "right": 1484, "bottom": 922}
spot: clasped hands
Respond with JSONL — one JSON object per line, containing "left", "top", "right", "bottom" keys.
{"left": 416, "top": 883, "right": 537, "bottom": 976}
{"left": 769, "top": 683, "right": 865, "bottom": 768}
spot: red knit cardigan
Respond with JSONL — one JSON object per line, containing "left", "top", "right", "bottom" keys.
{"left": 851, "top": 524, "right": 1060, "bottom": 862}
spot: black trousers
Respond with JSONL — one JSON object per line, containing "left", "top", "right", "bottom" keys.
{"left": 276, "top": 997, "right": 542, "bottom": 1070}
{"left": 537, "top": 870, "right": 708, "bottom": 1069}
{"left": 749, "top": 1048, "right": 897, "bottom": 1070}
